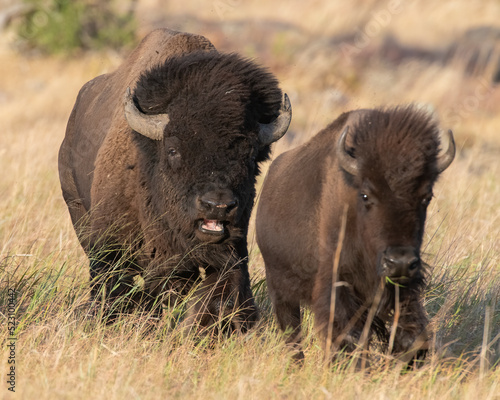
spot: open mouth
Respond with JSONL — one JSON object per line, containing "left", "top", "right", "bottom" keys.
{"left": 199, "top": 219, "right": 225, "bottom": 235}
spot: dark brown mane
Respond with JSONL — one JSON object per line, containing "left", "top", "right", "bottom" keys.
{"left": 134, "top": 51, "right": 283, "bottom": 135}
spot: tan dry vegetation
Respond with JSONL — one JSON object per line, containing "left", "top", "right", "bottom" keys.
{"left": 1, "top": 0, "right": 499, "bottom": 398}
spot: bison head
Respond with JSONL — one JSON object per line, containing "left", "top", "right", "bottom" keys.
{"left": 336, "top": 107, "right": 455, "bottom": 284}
{"left": 123, "top": 52, "right": 291, "bottom": 245}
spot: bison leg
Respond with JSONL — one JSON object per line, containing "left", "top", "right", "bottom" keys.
{"left": 264, "top": 263, "right": 305, "bottom": 359}
{"left": 266, "top": 274, "right": 303, "bottom": 359}
{"left": 272, "top": 297, "right": 304, "bottom": 360}
{"left": 89, "top": 250, "right": 119, "bottom": 304}
{"left": 180, "top": 268, "right": 257, "bottom": 337}
{"left": 391, "top": 293, "right": 429, "bottom": 366}
{"left": 312, "top": 282, "right": 367, "bottom": 356}
{"left": 87, "top": 246, "right": 146, "bottom": 319}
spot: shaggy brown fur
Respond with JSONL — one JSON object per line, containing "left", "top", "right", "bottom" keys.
{"left": 256, "top": 105, "right": 454, "bottom": 363}
{"left": 58, "top": 29, "right": 288, "bottom": 331}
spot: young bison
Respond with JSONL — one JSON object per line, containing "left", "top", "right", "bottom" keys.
{"left": 256, "top": 105, "right": 455, "bottom": 362}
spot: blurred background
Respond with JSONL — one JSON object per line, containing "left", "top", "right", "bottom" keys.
{"left": 0, "top": 0, "right": 499, "bottom": 365}
{"left": 1, "top": 0, "right": 499, "bottom": 148}
{"left": 2, "top": 1, "right": 500, "bottom": 135}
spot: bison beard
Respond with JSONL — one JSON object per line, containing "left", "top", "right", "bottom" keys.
{"left": 58, "top": 29, "right": 291, "bottom": 334}
{"left": 256, "top": 105, "right": 455, "bottom": 365}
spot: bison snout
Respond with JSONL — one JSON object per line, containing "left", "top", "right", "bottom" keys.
{"left": 198, "top": 191, "right": 239, "bottom": 220}
{"left": 380, "top": 246, "right": 420, "bottom": 281}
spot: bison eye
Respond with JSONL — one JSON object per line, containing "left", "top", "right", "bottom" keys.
{"left": 360, "top": 193, "right": 373, "bottom": 209}
{"left": 167, "top": 147, "right": 181, "bottom": 170}
{"left": 421, "top": 194, "right": 433, "bottom": 206}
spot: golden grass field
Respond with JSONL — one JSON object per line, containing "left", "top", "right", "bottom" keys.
{"left": 1, "top": 0, "right": 499, "bottom": 398}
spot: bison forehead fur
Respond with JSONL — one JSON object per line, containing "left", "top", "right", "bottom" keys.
{"left": 135, "top": 52, "right": 283, "bottom": 134}
{"left": 256, "top": 104, "right": 455, "bottom": 362}
{"left": 349, "top": 107, "right": 441, "bottom": 194}
{"left": 58, "top": 29, "right": 290, "bottom": 331}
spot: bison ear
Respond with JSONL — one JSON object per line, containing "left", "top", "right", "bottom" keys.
{"left": 337, "top": 126, "right": 359, "bottom": 176}
{"left": 123, "top": 87, "right": 170, "bottom": 140}
{"left": 436, "top": 129, "right": 456, "bottom": 173}
{"left": 258, "top": 93, "right": 292, "bottom": 147}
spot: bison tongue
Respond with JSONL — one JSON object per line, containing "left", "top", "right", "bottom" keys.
{"left": 201, "top": 219, "right": 224, "bottom": 232}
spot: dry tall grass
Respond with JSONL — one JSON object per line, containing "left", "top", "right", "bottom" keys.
{"left": 1, "top": 0, "right": 499, "bottom": 398}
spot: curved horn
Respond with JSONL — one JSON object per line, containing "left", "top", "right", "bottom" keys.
{"left": 258, "top": 93, "right": 292, "bottom": 146}
{"left": 336, "top": 126, "right": 359, "bottom": 176}
{"left": 123, "top": 87, "right": 170, "bottom": 140}
{"left": 436, "top": 129, "right": 456, "bottom": 173}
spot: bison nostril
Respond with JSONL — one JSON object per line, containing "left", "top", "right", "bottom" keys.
{"left": 226, "top": 199, "right": 238, "bottom": 212}
{"left": 408, "top": 260, "right": 419, "bottom": 271}
{"left": 200, "top": 198, "right": 217, "bottom": 210}
{"left": 199, "top": 197, "right": 238, "bottom": 214}
{"left": 382, "top": 246, "right": 420, "bottom": 277}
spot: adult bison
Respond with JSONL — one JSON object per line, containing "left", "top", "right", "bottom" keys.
{"left": 256, "top": 105, "right": 454, "bottom": 362}
{"left": 58, "top": 29, "right": 291, "bottom": 332}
